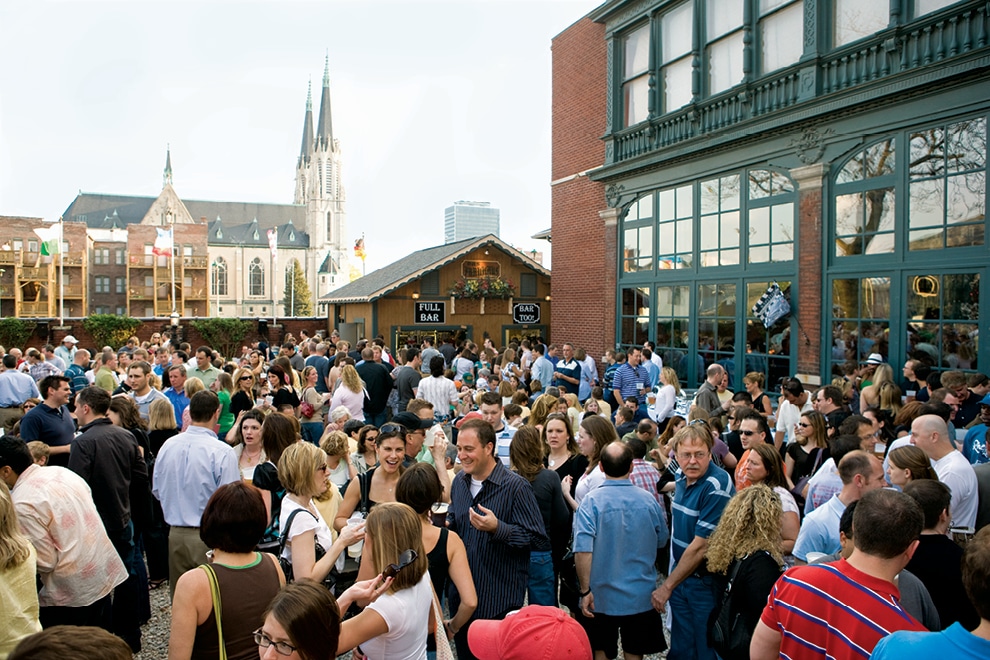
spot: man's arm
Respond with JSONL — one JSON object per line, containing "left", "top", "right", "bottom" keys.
{"left": 473, "top": 480, "right": 548, "bottom": 549}
{"left": 749, "top": 620, "right": 782, "bottom": 660}
{"left": 15, "top": 500, "right": 56, "bottom": 574}
{"left": 67, "top": 437, "right": 93, "bottom": 482}
{"left": 651, "top": 535, "right": 708, "bottom": 612}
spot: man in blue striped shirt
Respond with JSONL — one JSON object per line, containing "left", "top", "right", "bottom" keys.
{"left": 448, "top": 418, "right": 548, "bottom": 660}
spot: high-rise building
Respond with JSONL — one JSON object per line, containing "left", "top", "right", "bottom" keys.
{"left": 444, "top": 201, "right": 499, "bottom": 244}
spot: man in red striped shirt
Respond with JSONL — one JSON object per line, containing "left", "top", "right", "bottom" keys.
{"left": 751, "top": 488, "right": 928, "bottom": 659}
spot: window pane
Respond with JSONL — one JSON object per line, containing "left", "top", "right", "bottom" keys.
{"left": 761, "top": 1, "right": 804, "bottom": 73}
{"left": 835, "top": 189, "right": 896, "bottom": 256}
{"left": 771, "top": 203, "right": 794, "bottom": 242}
{"left": 664, "top": 57, "right": 693, "bottom": 111}
{"left": 916, "top": 0, "right": 957, "bottom": 17}
{"left": 947, "top": 117, "right": 986, "bottom": 173}
{"left": 708, "top": 31, "right": 745, "bottom": 95}
{"left": 662, "top": 2, "right": 694, "bottom": 63}
{"left": 624, "top": 76, "right": 650, "bottom": 126}
{"left": 659, "top": 189, "right": 676, "bottom": 221}
{"left": 707, "top": 0, "right": 743, "bottom": 38}
{"left": 834, "top": 0, "right": 888, "bottom": 47}
{"left": 760, "top": 0, "right": 796, "bottom": 13}
{"left": 676, "top": 184, "right": 693, "bottom": 215}
{"left": 910, "top": 127, "right": 945, "bottom": 178}
{"left": 676, "top": 219, "right": 693, "bottom": 254}
{"left": 624, "top": 24, "right": 650, "bottom": 77}
{"left": 721, "top": 211, "right": 740, "bottom": 248}
{"left": 750, "top": 206, "right": 770, "bottom": 244}
{"left": 750, "top": 246, "right": 770, "bottom": 263}
{"left": 944, "top": 273, "right": 980, "bottom": 320}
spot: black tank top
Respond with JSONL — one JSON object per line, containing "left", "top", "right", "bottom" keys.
{"left": 426, "top": 527, "right": 449, "bottom": 653}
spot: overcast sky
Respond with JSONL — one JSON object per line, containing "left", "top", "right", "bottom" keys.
{"left": 0, "top": 0, "right": 604, "bottom": 276}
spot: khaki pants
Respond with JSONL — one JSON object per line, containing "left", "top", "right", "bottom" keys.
{"left": 167, "top": 526, "right": 209, "bottom": 602}
{"left": 0, "top": 407, "right": 23, "bottom": 434}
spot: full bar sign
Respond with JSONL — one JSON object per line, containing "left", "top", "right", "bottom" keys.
{"left": 512, "top": 303, "right": 541, "bottom": 324}
{"left": 414, "top": 301, "right": 445, "bottom": 324}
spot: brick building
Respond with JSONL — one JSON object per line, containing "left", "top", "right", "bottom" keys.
{"left": 553, "top": 0, "right": 990, "bottom": 387}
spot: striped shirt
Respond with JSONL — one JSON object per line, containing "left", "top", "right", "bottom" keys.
{"left": 447, "top": 460, "right": 548, "bottom": 620}
{"left": 613, "top": 363, "right": 650, "bottom": 405}
{"left": 493, "top": 422, "right": 518, "bottom": 467}
{"left": 761, "top": 559, "right": 926, "bottom": 658}
{"left": 670, "top": 461, "right": 734, "bottom": 566}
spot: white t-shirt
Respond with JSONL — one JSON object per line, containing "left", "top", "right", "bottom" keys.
{"left": 773, "top": 486, "right": 800, "bottom": 516}
{"left": 362, "top": 572, "right": 432, "bottom": 660}
{"left": 279, "top": 497, "right": 334, "bottom": 562}
{"left": 775, "top": 396, "right": 814, "bottom": 444}
{"left": 933, "top": 450, "right": 979, "bottom": 530}
{"left": 574, "top": 465, "right": 606, "bottom": 506}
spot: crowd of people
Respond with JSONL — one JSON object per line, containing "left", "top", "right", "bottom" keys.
{"left": 1, "top": 330, "right": 990, "bottom": 659}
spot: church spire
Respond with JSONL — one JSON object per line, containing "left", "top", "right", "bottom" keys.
{"left": 298, "top": 79, "right": 314, "bottom": 165}
{"left": 163, "top": 145, "right": 173, "bottom": 187}
{"left": 316, "top": 54, "right": 333, "bottom": 147}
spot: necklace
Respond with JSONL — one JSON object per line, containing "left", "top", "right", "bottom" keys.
{"left": 549, "top": 457, "right": 557, "bottom": 467}
{"left": 242, "top": 448, "right": 261, "bottom": 465}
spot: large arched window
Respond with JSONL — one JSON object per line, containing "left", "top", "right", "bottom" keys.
{"left": 249, "top": 257, "right": 265, "bottom": 296}
{"left": 211, "top": 257, "right": 228, "bottom": 297}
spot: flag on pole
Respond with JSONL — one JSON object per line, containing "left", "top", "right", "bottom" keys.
{"left": 152, "top": 227, "right": 172, "bottom": 256}
{"left": 354, "top": 237, "right": 366, "bottom": 261}
{"left": 267, "top": 228, "right": 278, "bottom": 257}
{"left": 752, "top": 281, "right": 791, "bottom": 328}
{"left": 34, "top": 226, "right": 61, "bottom": 256}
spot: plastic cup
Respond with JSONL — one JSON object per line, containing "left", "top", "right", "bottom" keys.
{"left": 346, "top": 514, "right": 364, "bottom": 558}
{"left": 431, "top": 502, "right": 449, "bottom": 528}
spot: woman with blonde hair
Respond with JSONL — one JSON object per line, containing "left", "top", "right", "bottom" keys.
{"left": 0, "top": 482, "right": 41, "bottom": 656}
{"left": 860, "top": 363, "right": 895, "bottom": 411}
{"left": 329, "top": 364, "right": 366, "bottom": 422}
{"left": 705, "top": 485, "right": 785, "bottom": 657}
{"left": 343, "top": 502, "right": 432, "bottom": 658}
{"left": 743, "top": 371, "right": 773, "bottom": 418}
{"left": 526, "top": 393, "right": 559, "bottom": 431}
{"left": 563, "top": 392, "right": 583, "bottom": 435}
{"left": 877, "top": 380, "right": 903, "bottom": 416}
{"left": 230, "top": 367, "right": 256, "bottom": 418}
{"left": 253, "top": 412, "right": 302, "bottom": 553}
{"left": 278, "top": 442, "right": 363, "bottom": 587}
{"left": 886, "top": 445, "right": 939, "bottom": 487}
{"left": 319, "top": 430, "right": 357, "bottom": 491}
{"left": 653, "top": 366, "right": 682, "bottom": 431}
{"left": 181, "top": 377, "right": 206, "bottom": 431}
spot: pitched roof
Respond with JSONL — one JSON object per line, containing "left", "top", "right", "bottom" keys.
{"left": 321, "top": 234, "right": 550, "bottom": 304}
{"left": 62, "top": 192, "right": 311, "bottom": 246}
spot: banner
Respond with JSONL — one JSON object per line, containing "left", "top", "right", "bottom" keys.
{"left": 152, "top": 227, "right": 172, "bottom": 256}
{"left": 267, "top": 228, "right": 278, "bottom": 258}
{"left": 752, "top": 282, "right": 791, "bottom": 329}
{"left": 33, "top": 226, "right": 60, "bottom": 255}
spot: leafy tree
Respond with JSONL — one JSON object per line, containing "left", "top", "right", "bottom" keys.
{"left": 82, "top": 314, "right": 142, "bottom": 350}
{"left": 282, "top": 259, "right": 313, "bottom": 316}
{"left": 0, "top": 318, "right": 33, "bottom": 350}
{"left": 190, "top": 318, "right": 253, "bottom": 362}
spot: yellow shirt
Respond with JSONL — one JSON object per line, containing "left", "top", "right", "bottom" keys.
{"left": 0, "top": 544, "right": 42, "bottom": 659}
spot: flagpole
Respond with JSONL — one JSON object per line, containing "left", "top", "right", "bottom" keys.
{"left": 58, "top": 216, "right": 64, "bottom": 326}
{"left": 169, "top": 208, "right": 176, "bottom": 319}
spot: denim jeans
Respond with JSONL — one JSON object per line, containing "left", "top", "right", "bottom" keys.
{"left": 668, "top": 574, "right": 719, "bottom": 660}
{"left": 527, "top": 550, "right": 557, "bottom": 606}
{"left": 366, "top": 411, "right": 387, "bottom": 428}
{"left": 301, "top": 421, "right": 324, "bottom": 445}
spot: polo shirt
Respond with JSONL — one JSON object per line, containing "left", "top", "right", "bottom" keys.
{"left": 551, "top": 358, "right": 581, "bottom": 393}
{"left": 871, "top": 622, "right": 990, "bottom": 659}
{"left": 19, "top": 403, "right": 76, "bottom": 466}
{"left": 494, "top": 422, "right": 518, "bottom": 467}
{"left": 0, "top": 370, "right": 40, "bottom": 407}
{"left": 64, "top": 363, "right": 89, "bottom": 395}
{"left": 189, "top": 364, "right": 221, "bottom": 389}
{"left": 573, "top": 480, "right": 667, "bottom": 615}
{"left": 163, "top": 387, "right": 190, "bottom": 427}
{"left": 793, "top": 494, "right": 846, "bottom": 562}
{"left": 670, "top": 461, "right": 734, "bottom": 566}
{"left": 761, "top": 559, "right": 925, "bottom": 659}
{"left": 613, "top": 362, "right": 651, "bottom": 406}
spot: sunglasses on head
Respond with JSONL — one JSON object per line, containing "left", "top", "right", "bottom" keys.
{"left": 382, "top": 549, "right": 418, "bottom": 580}
{"left": 379, "top": 423, "right": 407, "bottom": 436}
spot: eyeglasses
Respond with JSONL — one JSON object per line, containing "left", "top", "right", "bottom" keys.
{"left": 739, "top": 429, "right": 758, "bottom": 436}
{"left": 253, "top": 629, "right": 297, "bottom": 656}
{"left": 382, "top": 549, "right": 418, "bottom": 580}
{"left": 676, "top": 451, "right": 708, "bottom": 461}
{"left": 379, "top": 423, "right": 407, "bottom": 436}
{"left": 316, "top": 464, "right": 328, "bottom": 473}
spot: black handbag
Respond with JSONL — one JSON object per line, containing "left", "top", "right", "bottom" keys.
{"left": 708, "top": 555, "right": 755, "bottom": 660}
{"left": 277, "top": 507, "right": 336, "bottom": 592}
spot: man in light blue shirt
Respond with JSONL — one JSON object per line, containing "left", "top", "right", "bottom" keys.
{"left": 530, "top": 343, "right": 553, "bottom": 393}
{"left": 153, "top": 390, "right": 239, "bottom": 599}
{"left": 0, "top": 354, "right": 41, "bottom": 434}
{"left": 574, "top": 441, "right": 669, "bottom": 659}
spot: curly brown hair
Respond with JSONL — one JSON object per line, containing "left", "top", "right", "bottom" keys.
{"left": 706, "top": 484, "right": 784, "bottom": 574}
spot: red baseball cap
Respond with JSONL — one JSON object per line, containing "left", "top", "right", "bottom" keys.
{"left": 468, "top": 606, "right": 592, "bottom": 660}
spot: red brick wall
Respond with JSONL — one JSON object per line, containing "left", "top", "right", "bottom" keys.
{"left": 797, "top": 187, "right": 823, "bottom": 375}
{"left": 550, "top": 17, "right": 611, "bottom": 370}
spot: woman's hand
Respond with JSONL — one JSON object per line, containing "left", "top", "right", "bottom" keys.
{"left": 338, "top": 575, "right": 393, "bottom": 611}
{"left": 337, "top": 519, "right": 365, "bottom": 547}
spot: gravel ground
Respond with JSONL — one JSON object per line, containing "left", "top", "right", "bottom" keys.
{"left": 133, "top": 580, "right": 671, "bottom": 659}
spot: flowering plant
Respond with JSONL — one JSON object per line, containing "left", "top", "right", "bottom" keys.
{"left": 448, "top": 276, "right": 515, "bottom": 300}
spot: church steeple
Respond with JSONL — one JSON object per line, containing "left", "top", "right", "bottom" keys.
{"left": 298, "top": 80, "right": 314, "bottom": 166}
{"left": 316, "top": 54, "right": 333, "bottom": 148}
{"left": 163, "top": 145, "right": 173, "bottom": 188}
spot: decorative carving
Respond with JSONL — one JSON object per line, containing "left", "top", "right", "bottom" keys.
{"left": 800, "top": 70, "right": 814, "bottom": 92}
{"left": 605, "top": 184, "right": 626, "bottom": 208}
{"left": 789, "top": 126, "right": 834, "bottom": 165}
{"left": 604, "top": 0, "right": 657, "bottom": 31}
{"left": 804, "top": 0, "right": 817, "bottom": 50}
{"left": 605, "top": 38, "right": 614, "bottom": 132}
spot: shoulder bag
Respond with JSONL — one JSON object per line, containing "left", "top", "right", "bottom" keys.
{"left": 199, "top": 564, "right": 228, "bottom": 660}
{"left": 708, "top": 554, "right": 756, "bottom": 660}
{"left": 299, "top": 387, "right": 315, "bottom": 418}
{"left": 277, "top": 507, "right": 336, "bottom": 592}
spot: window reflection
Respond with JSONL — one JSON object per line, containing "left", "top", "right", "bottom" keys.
{"left": 907, "top": 273, "right": 979, "bottom": 370}
{"left": 830, "top": 277, "right": 890, "bottom": 376}
{"left": 833, "top": 0, "right": 888, "bottom": 48}
{"left": 658, "top": 184, "right": 694, "bottom": 269}
{"left": 760, "top": 0, "right": 804, "bottom": 73}
{"left": 621, "top": 287, "right": 651, "bottom": 347}
{"left": 700, "top": 175, "right": 741, "bottom": 266}
{"left": 746, "top": 280, "right": 792, "bottom": 387}
{"left": 697, "top": 282, "right": 737, "bottom": 386}
{"left": 655, "top": 285, "right": 691, "bottom": 383}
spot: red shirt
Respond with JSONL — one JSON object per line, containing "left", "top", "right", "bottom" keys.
{"left": 760, "top": 558, "right": 926, "bottom": 659}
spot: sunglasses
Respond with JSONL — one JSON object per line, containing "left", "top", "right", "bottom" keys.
{"left": 239, "top": 376, "right": 253, "bottom": 381}
{"left": 797, "top": 422, "right": 811, "bottom": 428}
{"left": 379, "top": 423, "right": 407, "bottom": 436}
{"left": 739, "top": 429, "right": 758, "bottom": 436}
{"left": 317, "top": 464, "right": 328, "bottom": 473}
{"left": 382, "top": 549, "right": 418, "bottom": 580}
